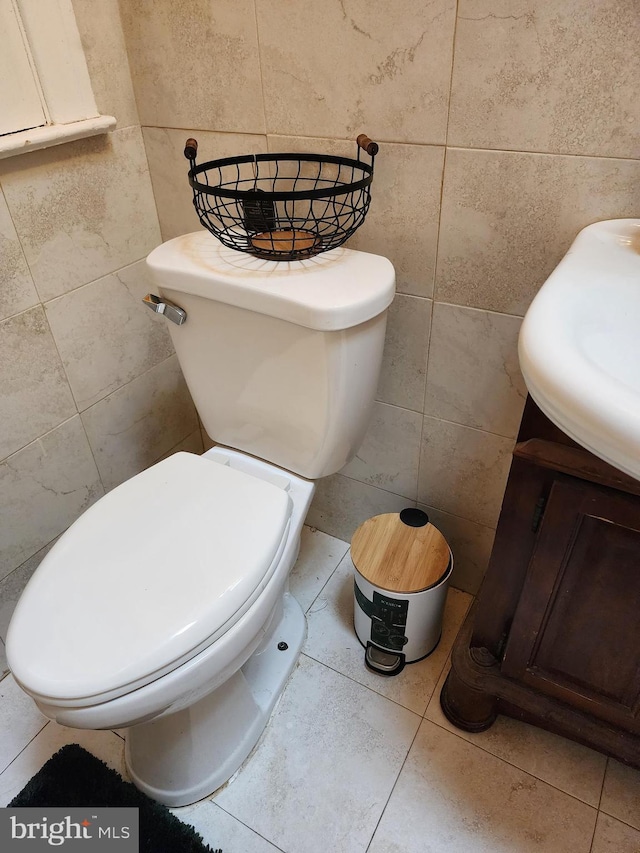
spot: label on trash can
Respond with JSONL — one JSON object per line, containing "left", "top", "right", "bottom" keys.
{"left": 354, "top": 582, "right": 409, "bottom": 652}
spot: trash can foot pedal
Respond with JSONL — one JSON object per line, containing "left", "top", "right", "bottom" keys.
{"left": 364, "top": 643, "right": 405, "bottom": 677}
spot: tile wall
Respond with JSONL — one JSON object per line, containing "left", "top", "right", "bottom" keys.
{"left": 0, "top": 0, "right": 200, "bottom": 666}
{"left": 119, "top": 0, "right": 640, "bottom": 594}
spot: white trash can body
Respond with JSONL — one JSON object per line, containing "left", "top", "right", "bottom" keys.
{"left": 351, "top": 509, "right": 452, "bottom": 676}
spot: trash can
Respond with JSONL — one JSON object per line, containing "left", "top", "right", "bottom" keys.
{"left": 352, "top": 508, "right": 452, "bottom": 676}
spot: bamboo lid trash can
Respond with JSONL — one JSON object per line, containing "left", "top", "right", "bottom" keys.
{"left": 351, "top": 508, "right": 453, "bottom": 676}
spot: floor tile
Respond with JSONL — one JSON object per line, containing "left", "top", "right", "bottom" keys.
{"left": 0, "top": 675, "right": 47, "bottom": 774}
{"left": 591, "top": 812, "right": 640, "bottom": 853}
{"left": 214, "top": 655, "right": 420, "bottom": 853}
{"left": 305, "top": 554, "right": 471, "bottom": 715}
{"left": 425, "top": 664, "right": 607, "bottom": 806}
{"left": 600, "top": 758, "right": 640, "bottom": 830}
{"left": 368, "top": 719, "right": 596, "bottom": 853}
{"left": 174, "top": 801, "right": 283, "bottom": 853}
{"left": 0, "top": 640, "right": 7, "bottom": 680}
{"left": 0, "top": 722, "right": 125, "bottom": 806}
{"left": 288, "top": 526, "right": 349, "bottom": 613}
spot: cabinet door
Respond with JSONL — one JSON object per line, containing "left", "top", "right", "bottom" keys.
{"left": 501, "top": 478, "right": 640, "bottom": 731}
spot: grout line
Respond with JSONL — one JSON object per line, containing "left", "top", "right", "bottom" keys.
{"left": 421, "top": 411, "right": 518, "bottom": 441}
{"left": 364, "top": 714, "right": 423, "bottom": 852}
{"left": 423, "top": 709, "right": 603, "bottom": 822}
{"left": 40, "top": 302, "right": 81, "bottom": 414}
{"left": 0, "top": 534, "right": 59, "bottom": 601}
{"left": 0, "top": 185, "right": 41, "bottom": 306}
{"left": 586, "top": 757, "right": 640, "bottom": 842}
{"left": 445, "top": 143, "right": 640, "bottom": 165}
{"left": 0, "top": 350, "right": 183, "bottom": 488}
{"left": 301, "top": 548, "right": 351, "bottom": 616}
{"left": 433, "top": 297, "right": 526, "bottom": 320}
{"left": 333, "top": 468, "right": 499, "bottom": 531}
{"left": 594, "top": 809, "right": 640, "bottom": 835}
{"left": 594, "top": 756, "right": 608, "bottom": 842}
{"left": 596, "top": 756, "right": 608, "bottom": 812}
{"left": 126, "top": 124, "right": 162, "bottom": 236}
{"left": 211, "top": 800, "right": 287, "bottom": 853}
{"left": 303, "top": 591, "right": 475, "bottom": 723}
{"left": 251, "top": 0, "right": 269, "bottom": 137}
{"left": 299, "top": 650, "right": 423, "bottom": 719}
{"left": 0, "top": 252, "right": 160, "bottom": 324}
{"left": 421, "top": 0, "right": 461, "bottom": 512}
{"left": 133, "top": 124, "right": 640, "bottom": 165}
{"left": 0, "top": 719, "right": 50, "bottom": 783}
{"left": 588, "top": 814, "right": 599, "bottom": 853}
{"left": 1, "top": 412, "right": 80, "bottom": 466}
{"left": 110, "top": 0, "right": 144, "bottom": 129}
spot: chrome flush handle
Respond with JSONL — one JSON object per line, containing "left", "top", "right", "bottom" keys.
{"left": 142, "top": 294, "right": 187, "bottom": 325}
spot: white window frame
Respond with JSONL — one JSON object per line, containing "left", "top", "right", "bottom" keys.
{"left": 0, "top": 0, "right": 115, "bottom": 160}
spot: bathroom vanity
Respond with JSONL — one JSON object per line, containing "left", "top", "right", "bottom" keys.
{"left": 441, "top": 396, "right": 640, "bottom": 768}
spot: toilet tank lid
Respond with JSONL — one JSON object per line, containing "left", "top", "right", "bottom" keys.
{"left": 6, "top": 453, "right": 292, "bottom": 703}
{"left": 146, "top": 231, "right": 395, "bottom": 331}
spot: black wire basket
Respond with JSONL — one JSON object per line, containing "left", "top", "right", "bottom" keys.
{"left": 184, "top": 134, "right": 378, "bottom": 261}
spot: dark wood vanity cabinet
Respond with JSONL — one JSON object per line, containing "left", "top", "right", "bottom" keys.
{"left": 441, "top": 397, "right": 640, "bottom": 767}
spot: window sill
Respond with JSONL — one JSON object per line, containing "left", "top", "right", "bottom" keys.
{"left": 0, "top": 115, "right": 116, "bottom": 160}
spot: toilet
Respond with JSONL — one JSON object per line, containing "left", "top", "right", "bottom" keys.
{"left": 6, "top": 231, "right": 395, "bottom": 807}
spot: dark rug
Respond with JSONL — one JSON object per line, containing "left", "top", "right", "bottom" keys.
{"left": 9, "top": 744, "right": 221, "bottom": 852}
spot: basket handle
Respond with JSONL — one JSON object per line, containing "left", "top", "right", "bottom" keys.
{"left": 356, "top": 134, "right": 379, "bottom": 156}
{"left": 184, "top": 138, "right": 198, "bottom": 160}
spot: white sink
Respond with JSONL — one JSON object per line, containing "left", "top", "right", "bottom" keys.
{"left": 519, "top": 219, "right": 640, "bottom": 481}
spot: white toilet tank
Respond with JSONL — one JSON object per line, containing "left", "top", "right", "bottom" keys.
{"left": 147, "top": 232, "right": 395, "bottom": 479}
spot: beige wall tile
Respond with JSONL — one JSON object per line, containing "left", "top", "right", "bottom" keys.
{"left": 377, "top": 294, "right": 431, "bottom": 412}
{"left": 449, "top": 0, "right": 640, "bottom": 159}
{"left": 120, "top": 0, "right": 264, "bottom": 133}
{"left": 0, "top": 417, "right": 103, "bottom": 580}
{"left": 348, "top": 143, "right": 444, "bottom": 297}
{"left": 81, "top": 355, "right": 198, "bottom": 491}
{"left": 340, "top": 401, "right": 421, "bottom": 500}
{"left": 72, "top": 0, "right": 139, "bottom": 129}
{"left": 158, "top": 429, "right": 204, "bottom": 462}
{"left": 0, "top": 307, "right": 76, "bottom": 461}
{"left": 0, "top": 190, "right": 38, "bottom": 322}
{"left": 0, "top": 126, "right": 160, "bottom": 302}
{"left": 267, "top": 136, "right": 444, "bottom": 297}
{"left": 143, "top": 127, "right": 268, "bottom": 241}
{"left": 418, "top": 416, "right": 513, "bottom": 527}
{"left": 256, "top": 0, "right": 456, "bottom": 144}
{"left": 307, "top": 473, "right": 409, "bottom": 543}
{"left": 425, "top": 303, "right": 526, "bottom": 438}
{"left": 417, "top": 504, "right": 495, "bottom": 595}
{"left": 591, "top": 814, "right": 640, "bottom": 853}
{"left": 45, "top": 260, "right": 174, "bottom": 411}
{"left": 436, "top": 148, "right": 640, "bottom": 315}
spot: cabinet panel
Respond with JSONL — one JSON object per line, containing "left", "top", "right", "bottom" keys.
{"left": 501, "top": 478, "right": 640, "bottom": 728}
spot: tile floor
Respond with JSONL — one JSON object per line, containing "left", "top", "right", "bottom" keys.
{"left": 1, "top": 526, "right": 640, "bottom": 852}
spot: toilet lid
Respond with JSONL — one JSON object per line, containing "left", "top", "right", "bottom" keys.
{"left": 7, "top": 452, "right": 292, "bottom": 704}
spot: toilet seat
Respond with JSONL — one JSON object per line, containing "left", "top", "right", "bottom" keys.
{"left": 7, "top": 452, "right": 292, "bottom": 707}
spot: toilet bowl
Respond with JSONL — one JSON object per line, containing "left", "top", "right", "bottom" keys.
{"left": 7, "top": 447, "right": 314, "bottom": 805}
{"left": 7, "top": 233, "right": 395, "bottom": 807}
